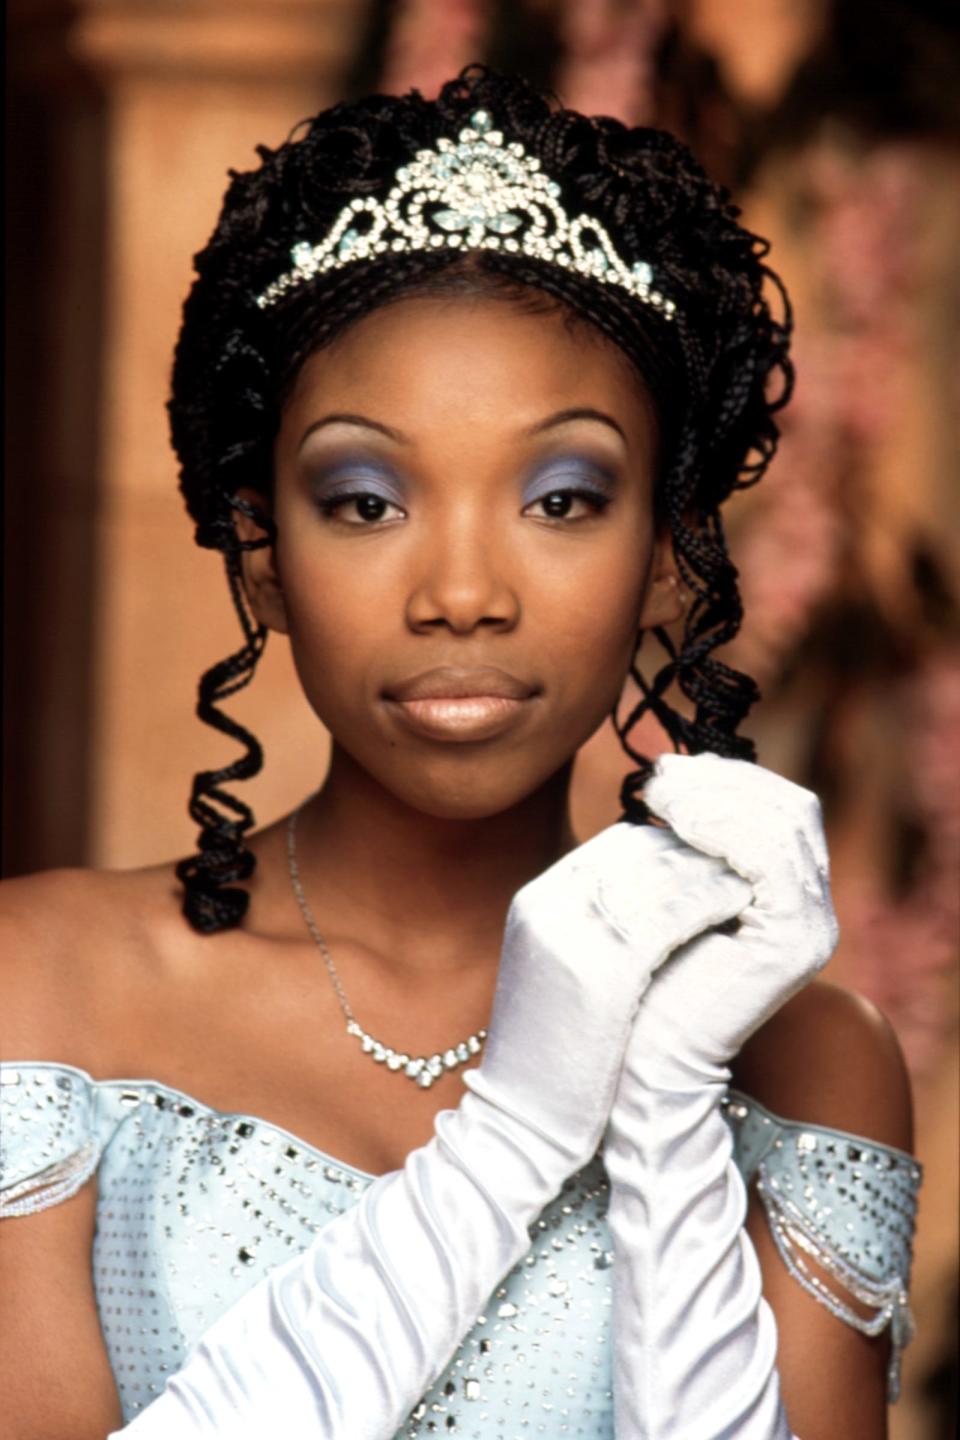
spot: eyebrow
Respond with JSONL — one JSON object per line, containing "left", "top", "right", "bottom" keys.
{"left": 298, "top": 413, "right": 408, "bottom": 451}
{"left": 298, "top": 406, "right": 627, "bottom": 452}
{"left": 525, "top": 407, "right": 627, "bottom": 443}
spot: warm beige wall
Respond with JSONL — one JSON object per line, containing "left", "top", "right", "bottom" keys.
{"left": 6, "top": 0, "right": 371, "bottom": 873}
{"left": 89, "top": 72, "right": 334, "bottom": 871}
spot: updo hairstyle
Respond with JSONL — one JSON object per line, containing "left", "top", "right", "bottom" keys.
{"left": 168, "top": 64, "right": 793, "bottom": 932}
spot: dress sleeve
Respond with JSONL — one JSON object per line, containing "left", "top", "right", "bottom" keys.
{"left": 722, "top": 1088, "right": 923, "bottom": 1405}
{"left": 0, "top": 1062, "right": 104, "bottom": 1218}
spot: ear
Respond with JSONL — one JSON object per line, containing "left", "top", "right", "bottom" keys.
{"left": 232, "top": 488, "right": 289, "bottom": 635}
{"left": 637, "top": 532, "right": 686, "bottom": 630}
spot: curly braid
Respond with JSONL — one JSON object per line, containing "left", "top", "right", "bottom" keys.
{"left": 169, "top": 64, "right": 793, "bottom": 932}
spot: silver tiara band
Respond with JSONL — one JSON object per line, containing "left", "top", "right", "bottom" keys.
{"left": 254, "top": 108, "right": 676, "bottom": 320}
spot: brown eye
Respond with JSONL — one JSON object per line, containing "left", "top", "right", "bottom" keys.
{"left": 318, "top": 490, "right": 406, "bottom": 525}
{"left": 522, "top": 489, "right": 610, "bottom": 521}
{"left": 355, "top": 495, "right": 389, "bottom": 521}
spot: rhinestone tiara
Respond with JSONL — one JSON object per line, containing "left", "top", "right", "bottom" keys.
{"left": 254, "top": 108, "right": 676, "bottom": 320}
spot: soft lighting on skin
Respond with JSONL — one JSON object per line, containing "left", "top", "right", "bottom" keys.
{"left": 236, "top": 295, "right": 681, "bottom": 824}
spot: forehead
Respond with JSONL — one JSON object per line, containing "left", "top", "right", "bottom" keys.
{"left": 280, "top": 295, "right": 655, "bottom": 451}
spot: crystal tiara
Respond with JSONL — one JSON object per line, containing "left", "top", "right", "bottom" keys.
{"left": 254, "top": 108, "right": 676, "bottom": 320}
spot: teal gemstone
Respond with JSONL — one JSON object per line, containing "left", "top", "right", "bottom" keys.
{"left": 487, "top": 212, "right": 522, "bottom": 234}
{"left": 632, "top": 260, "right": 653, "bottom": 286}
{"left": 434, "top": 209, "right": 472, "bottom": 231}
{"left": 471, "top": 109, "right": 493, "bottom": 132}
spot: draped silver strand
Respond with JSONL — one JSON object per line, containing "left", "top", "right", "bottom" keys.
{"left": 286, "top": 807, "right": 487, "bottom": 1088}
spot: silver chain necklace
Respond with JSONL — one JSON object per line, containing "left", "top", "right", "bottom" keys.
{"left": 286, "top": 806, "right": 487, "bottom": 1089}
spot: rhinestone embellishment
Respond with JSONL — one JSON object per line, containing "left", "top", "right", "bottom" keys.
{"left": 255, "top": 109, "right": 674, "bottom": 320}
{"left": 347, "top": 1022, "right": 488, "bottom": 1089}
{"left": 0, "top": 1063, "right": 922, "bottom": 1426}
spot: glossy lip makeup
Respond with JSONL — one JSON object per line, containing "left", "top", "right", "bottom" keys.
{"left": 382, "top": 666, "right": 541, "bottom": 743}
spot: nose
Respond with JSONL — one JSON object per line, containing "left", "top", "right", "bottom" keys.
{"left": 404, "top": 512, "right": 521, "bottom": 636}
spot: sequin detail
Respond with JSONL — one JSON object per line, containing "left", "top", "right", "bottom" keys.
{"left": 0, "top": 1064, "right": 922, "bottom": 1429}
{"left": 401, "top": 1158, "right": 613, "bottom": 1436}
{"left": 721, "top": 1089, "right": 922, "bottom": 1404}
{"left": 0, "top": 1140, "right": 100, "bottom": 1217}
{"left": 0, "top": 1067, "right": 100, "bottom": 1217}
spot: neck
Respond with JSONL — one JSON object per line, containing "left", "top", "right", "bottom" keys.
{"left": 292, "top": 744, "right": 578, "bottom": 969}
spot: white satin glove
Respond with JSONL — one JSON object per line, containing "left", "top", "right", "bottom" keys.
{"left": 116, "top": 820, "right": 750, "bottom": 1440}
{"left": 604, "top": 753, "right": 839, "bottom": 1440}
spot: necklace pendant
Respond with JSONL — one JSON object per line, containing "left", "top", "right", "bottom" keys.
{"left": 287, "top": 808, "right": 489, "bottom": 1095}
{"left": 347, "top": 1023, "right": 487, "bottom": 1086}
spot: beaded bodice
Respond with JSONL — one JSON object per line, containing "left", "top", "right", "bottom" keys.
{"left": 0, "top": 1062, "right": 922, "bottom": 1434}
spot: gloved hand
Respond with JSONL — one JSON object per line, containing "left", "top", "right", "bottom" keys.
{"left": 117, "top": 818, "right": 750, "bottom": 1439}
{"left": 604, "top": 753, "right": 839, "bottom": 1440}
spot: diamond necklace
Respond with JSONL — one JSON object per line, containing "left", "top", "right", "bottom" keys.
{"left": 286, "top": 806, "right": 487, "bottom": 1089}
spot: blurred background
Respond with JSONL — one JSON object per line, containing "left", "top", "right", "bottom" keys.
{"left": 4, "top": 1, "right": 958, "bottom": 1432}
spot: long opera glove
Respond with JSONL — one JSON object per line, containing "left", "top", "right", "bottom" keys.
{"left": 116, "top": 819, "right": 751, "bottom": 1440}
{"left": 605, "top": 754, "right": 838, "bottom": 1439}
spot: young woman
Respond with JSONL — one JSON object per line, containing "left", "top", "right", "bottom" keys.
{"left": 0, "top": 67, "right": 921, "bottom": 1440}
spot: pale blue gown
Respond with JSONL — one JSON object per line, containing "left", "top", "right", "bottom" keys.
{"left": 0, "top": 1061, "right": 921, "bottom": 1436}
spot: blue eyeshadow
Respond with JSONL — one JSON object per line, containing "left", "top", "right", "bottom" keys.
{"left": 310, "top": 458, "right": 404, "bottom": 504}
{"left": 522, "top": 457, "right": 617, "bottom": 505}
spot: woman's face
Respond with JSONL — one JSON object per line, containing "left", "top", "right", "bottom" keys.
{"left": 244, "top": 294, "right": 681, "bottom": 819}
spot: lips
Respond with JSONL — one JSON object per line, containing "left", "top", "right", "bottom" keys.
{"left": 384, "top": 666, "right": 538, "bottom": 703}
{"left": 382, "top": 666, "right": 540, "bottom": 742}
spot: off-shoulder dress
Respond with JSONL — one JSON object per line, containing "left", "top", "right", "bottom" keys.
{"left": 0, "top": 1061, "right": 921, "bottom": 1437}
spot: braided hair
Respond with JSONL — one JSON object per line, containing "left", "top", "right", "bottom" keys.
{"left": 169, "top": 64, "right": 793, "bottom": 934}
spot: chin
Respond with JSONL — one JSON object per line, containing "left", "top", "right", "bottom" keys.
{"left": 403, "top": 791, "right": 531, "bottom": 823}
{"left": 375, "top": 756, "right": 572, "bottom": 823}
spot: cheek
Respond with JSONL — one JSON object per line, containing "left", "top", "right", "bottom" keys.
{"left": 537, "top": 537, "right": 650, "bottom": 677}
{"left": 276, "top": 545, "right": 387, "bottom": 706}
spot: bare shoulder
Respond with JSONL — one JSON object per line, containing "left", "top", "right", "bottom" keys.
{"left": 0, "top": 862, "right": 184, "bottom": 1071}
{"left": 730, "top": 978, "right": 915, "bottom": 1155}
